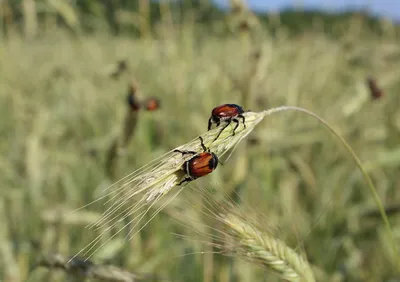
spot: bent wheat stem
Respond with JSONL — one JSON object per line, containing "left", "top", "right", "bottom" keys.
{"left": 260, "top": 106, "right": 399, "bottom": 268}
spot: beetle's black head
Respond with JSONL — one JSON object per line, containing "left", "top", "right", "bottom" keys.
{"left": 211, "top": 115, "right": 220, "bottom": 124}
{"left": 229, "top": 104, "right": 244, "bottom": 114}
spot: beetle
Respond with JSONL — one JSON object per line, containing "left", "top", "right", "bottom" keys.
{"left": 174, "top": 136, "right": 219, "bottom": 185}
{"left": 208, "top": 104, "right": 246, "bottom": 141}
{"left": 144, "top": 97, "right": 160, "bottom": 111}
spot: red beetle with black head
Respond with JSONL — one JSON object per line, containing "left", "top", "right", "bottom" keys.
{"left": 174, "top": 137, "right": 219, "bottom": 185}
{"left": 208, "top": 104, "right": 246, "bottom": 141}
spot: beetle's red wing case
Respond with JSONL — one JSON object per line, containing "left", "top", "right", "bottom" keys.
{"left": 212, "top": 104, "right": 240, "bottom": 119}
{"left": 187, "top": 153, "right": 216, "bottom": 179}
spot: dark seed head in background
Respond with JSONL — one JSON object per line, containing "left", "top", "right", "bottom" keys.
{"left": 366, "top": 76, "right": 384, "bottom": 100}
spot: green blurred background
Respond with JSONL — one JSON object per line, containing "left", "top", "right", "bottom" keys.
{"left": 1, "top": 0, "right": 400, "bottom": 281}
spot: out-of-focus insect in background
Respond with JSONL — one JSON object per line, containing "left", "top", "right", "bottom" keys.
{"left": 1, "top": 0, "right": 400, "bottom": 282}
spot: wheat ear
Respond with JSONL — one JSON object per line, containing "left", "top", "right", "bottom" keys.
{"left": 220, "top": 213, "right": 315, "bottom": 282}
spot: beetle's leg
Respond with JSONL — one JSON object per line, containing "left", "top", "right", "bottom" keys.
{"left": 198, "top": 136, "right": 207, "bottom": 152}
{"left": 177, "top": 177, "right": 193, "bottom": 186}
{"left": 207, "top": 117, "right": 213, "bottom": 131}
{"left": 208, "top": 117, "right": 221, "bottom": 131}
{"left": 173, "top": 149, "right": 197, "bottom": 156}
{"left": 239, "top": 114, "right": 246, "bottom": 128}
{"left": 213, "top": 120, "right": 231, "bottom": 142}
{"left": 231, "top": 119, "right": 240, "bottom": 136}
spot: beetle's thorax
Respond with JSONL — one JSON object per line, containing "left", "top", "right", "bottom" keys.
{"left": 209, "top": 153, "right": 219, "bottom": 169}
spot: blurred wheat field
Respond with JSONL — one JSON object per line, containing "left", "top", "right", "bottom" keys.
{"left": 1, "top": 5, "right": 400, "bottom": 281}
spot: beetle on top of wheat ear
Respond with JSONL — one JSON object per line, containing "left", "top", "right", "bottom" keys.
{"left": 173, "top": 136, "right": 219, "bottom": 185}
{"left": 208, "top": 104, "right": 247, "bottom": 141}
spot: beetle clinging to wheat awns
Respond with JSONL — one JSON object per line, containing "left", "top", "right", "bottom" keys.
{"left": 208, "top": 104, "right": 247, "bottom": 141}
{"left": 174, "top": 136, "right": 219, "bottom": 185}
